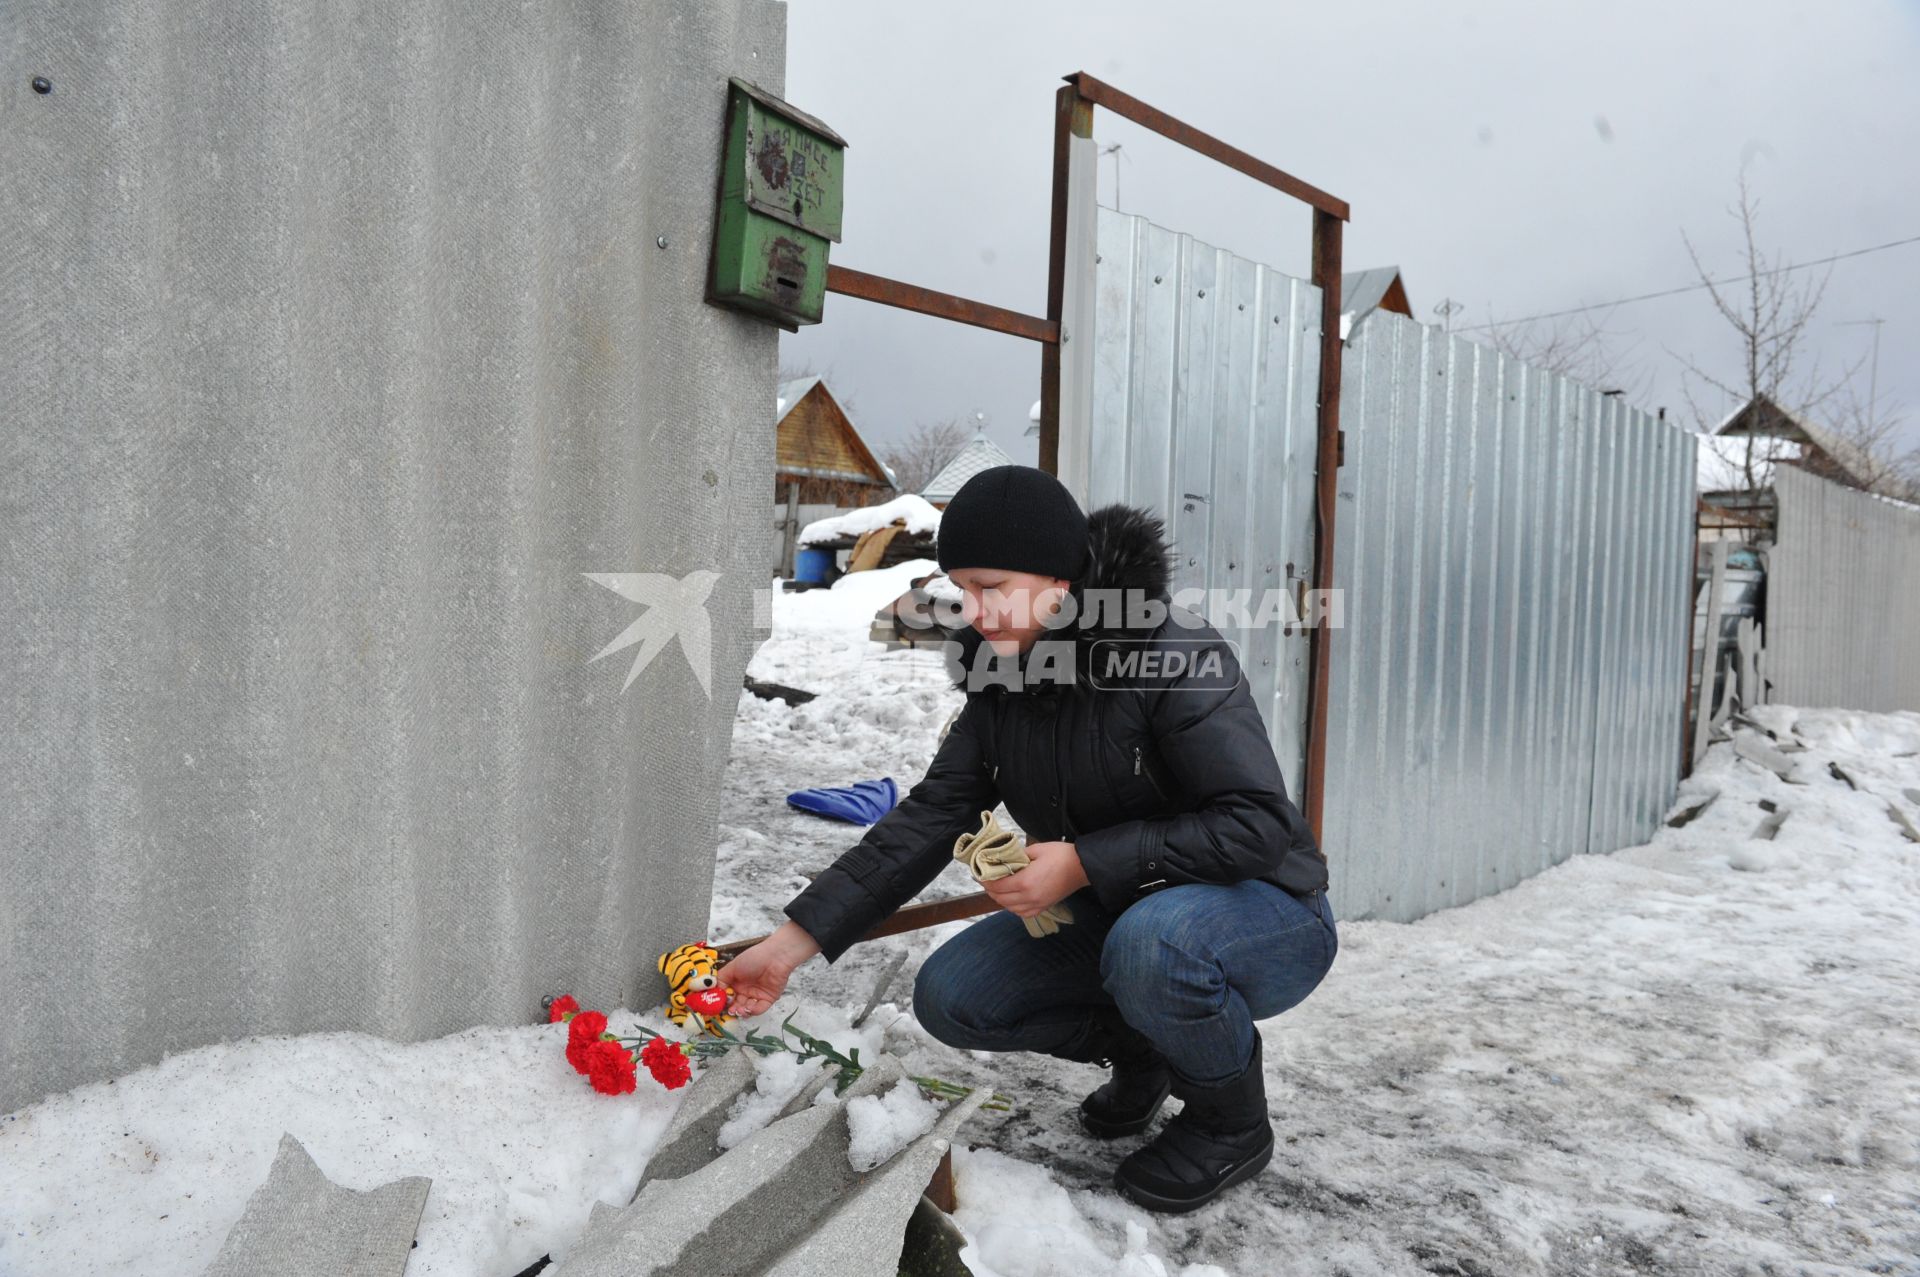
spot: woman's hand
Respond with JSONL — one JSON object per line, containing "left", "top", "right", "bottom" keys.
{"left": 712, "top": 921, "right": 821, "bottom": 1017}
{"left": 981, "top": 840, "right": 1089, "bottom": 919}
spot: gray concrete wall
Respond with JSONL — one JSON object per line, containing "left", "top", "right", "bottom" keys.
{"left": 0, "top": 0, "right": 785, "bottom": 1114}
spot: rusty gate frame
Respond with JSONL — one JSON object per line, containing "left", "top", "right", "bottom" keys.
{"left": 717, "top": 71, "right": 1349, "bottom": 963}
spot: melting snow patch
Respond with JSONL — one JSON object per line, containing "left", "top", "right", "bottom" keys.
{"left": 844, "top": 1079, "right": 942, "bottom": 1172}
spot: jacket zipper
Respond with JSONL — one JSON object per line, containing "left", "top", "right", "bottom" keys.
{"left": 1134, "top": 745, "right": 1168, "bottom": 800}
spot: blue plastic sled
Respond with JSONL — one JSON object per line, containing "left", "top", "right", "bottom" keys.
{"left": 786, "top": 777, "right": 900, "bottom": 825}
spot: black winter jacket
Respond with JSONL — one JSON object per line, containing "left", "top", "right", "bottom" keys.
{"left": 783, "top": 503, "right": 1328, "bottom": 963}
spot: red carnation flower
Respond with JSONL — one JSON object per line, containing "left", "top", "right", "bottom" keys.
{"left": 639, "top": 1036, "right": 693, "bottom": 1090}
{"left": 584, "top": 1040, "right": 638, "bottom": 1096}
{"left": 548, "top": 995, "right": 580, "bottom": 1023}
{"left": 565, "top": 1010, "right": 610, "bottom": 1074}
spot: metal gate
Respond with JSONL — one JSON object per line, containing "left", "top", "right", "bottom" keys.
{"left": 1061, "top": 206, "right": 1323, "bottom": 805}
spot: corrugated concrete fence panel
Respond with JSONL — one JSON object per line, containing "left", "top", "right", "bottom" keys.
{"left": 1327, "top": 311, "right": 1696, "bottom": 923}
{"left": 1768, "top": 466, "right": 1920, "bottom": 712}
{"left": 0, "top": 0, "right": 784, "bottom": 1113}
{"left": 1081, "top": 207, "right": 1321, "bottom": 807}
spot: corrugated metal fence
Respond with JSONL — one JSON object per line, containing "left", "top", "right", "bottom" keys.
{"left": 1066, "top": 206, "right": 1323, "bottom": 806}
{"left": 1766, "top": 465, "right": 1920, "bottom": 712}
{"left": 1065, "top": 209, "right": 1699, "bottom": 924}
{"left": 1328, "top": 309, "right": 1697, "bottom": 922}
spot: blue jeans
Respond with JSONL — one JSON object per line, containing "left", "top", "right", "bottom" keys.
{"left": 913, "top": 879, "right": 1338, "bottom": 1086}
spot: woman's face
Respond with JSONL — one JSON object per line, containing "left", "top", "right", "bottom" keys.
{"left": 947, "top": 567, "right": 1072, "bottom": 657}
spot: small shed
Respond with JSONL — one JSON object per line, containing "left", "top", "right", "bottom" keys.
{"left": 775, "top": 377, "right": 897, "bottom": 504}
{"left": 922, "top": 432, "right": 1016, "bottom": 507}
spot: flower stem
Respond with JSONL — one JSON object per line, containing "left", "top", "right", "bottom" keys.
{"left": 605, "top": 1015, "right": 1014, "bottom": 1110}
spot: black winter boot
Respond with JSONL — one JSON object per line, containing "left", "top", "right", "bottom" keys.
{"left": 1113, "top": 1033, "right": 1274, "bottom": 1213}
{"left": 1075, "top": 1007, "right": 1172, "bottom": 1139}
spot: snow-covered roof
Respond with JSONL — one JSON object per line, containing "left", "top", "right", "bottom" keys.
{"left": 922, "top": 432, "right": 1017, "bottom": 502}
{"left": 1713, "top": 394, "right": 1875, "bottom": 491}
{"left": 797, "top": 493, "right": 942, "bottom": 547}
{"left": 1696, "top": 430, "right": 1801, "bottom": 493}
{"left": 776, "top": 377, "right": 898, "bottom": 486}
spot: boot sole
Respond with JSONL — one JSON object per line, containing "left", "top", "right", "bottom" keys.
{"left": 1077, "top": 1086, "right": 1170, "bottom": 1139}
{"left": 1112, "top": 1136, "right": 1275, "bottom": 1214}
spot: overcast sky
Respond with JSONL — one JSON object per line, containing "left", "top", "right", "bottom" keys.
{"left": 778, "top": 0, "right": 1919, "bottom": 473}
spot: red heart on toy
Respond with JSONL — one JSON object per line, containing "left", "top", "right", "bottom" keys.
{"left": 685, "top": 987, "right": 731, "bottom": 1015}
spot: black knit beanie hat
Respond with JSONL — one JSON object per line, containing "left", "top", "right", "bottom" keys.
{"left": 936, "top": 465, "right": 1090, "bottom": 581}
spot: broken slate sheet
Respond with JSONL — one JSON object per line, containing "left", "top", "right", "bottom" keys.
{"left": 202, "top": 1132, "right": 430, "bottom": 1277}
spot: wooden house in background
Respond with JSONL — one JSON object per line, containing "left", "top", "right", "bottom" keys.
{"left": 1341, "top": 266, "right": 1413, "bottom": 325}
{"left": 1713, "top": 394, "right": 1879, "bottom": 494}
{"left": 775, "top": 377, "right": 897, "bottom": 505}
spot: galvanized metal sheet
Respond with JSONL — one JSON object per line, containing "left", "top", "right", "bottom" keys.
{"left": 1078, "top": 207, "right": 1322, "bottom": 807}
{"left": 1768, "top": 465, "right": 1920, "bottom": 712}
{"left": 1067, "top": 210, "right": 1698, "bottom": 925}
{"left": 1325, "top": 311, "right": 1699, "bottom": 922}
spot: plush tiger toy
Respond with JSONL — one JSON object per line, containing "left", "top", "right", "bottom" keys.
{"left": 658, "top": 941, "right": 736, "bottom": 1038}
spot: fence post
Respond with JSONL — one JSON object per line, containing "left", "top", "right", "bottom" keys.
{"left": 781, "top": 481, "right": 800, "bottom": 579}
{"left": 1690, "top": 539, "right": 1729, "bottom": 770}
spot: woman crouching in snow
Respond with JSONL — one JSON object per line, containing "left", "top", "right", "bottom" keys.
{"left": 715, "top": 464, "right": 1336, "bottom": 1213}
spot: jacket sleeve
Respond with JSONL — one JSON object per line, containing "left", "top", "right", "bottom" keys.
{"left": 1072, "top": 631, "right": 1299, "bottom": 913}
{"left": 782, "top": 695, "right": 1000, "bottom": 963}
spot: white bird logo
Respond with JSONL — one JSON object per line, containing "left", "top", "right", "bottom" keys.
{"left": 584, "top": 570, "right": 721, "bottom": 696}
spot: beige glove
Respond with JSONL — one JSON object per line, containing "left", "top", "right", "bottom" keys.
{"left": 953, "top": 809, "right": 1074, "bottom": 939}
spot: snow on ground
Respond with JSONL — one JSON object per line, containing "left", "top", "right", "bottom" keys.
{"left": 6, "top": 556, "right": 1917, "bottom": 1277}
{"left": 719, "top": 568, "right": 1920, "bottom": 1276}
{"left": 0, "top": 1008, "right": 688, "bottom": 1276}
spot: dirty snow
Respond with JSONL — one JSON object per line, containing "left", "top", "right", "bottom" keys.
{"left": 951, "top": 1145, "right": 1231, "bottom": 1277}
{"left": 7, "top": 549, "right": 1919, "bottom": 1276}
{"left": 720, "top": 570, "right": 1920, "bottom": 1275}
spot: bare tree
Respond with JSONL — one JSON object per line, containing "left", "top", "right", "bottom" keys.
{"left": 1677, "top": 167, "right": 1863, "bottom": 493}
{"left": 1826, "top": 383, "right": 1920, "bottom": 502}
{"left": 1478, "top": 308, "right": 1654, "bottom": 403}
{"left": 776, "top": 359, "right": 861, "bottom": 418}
{"left": 883, "top": 419, "right": 971, "bottom": 495}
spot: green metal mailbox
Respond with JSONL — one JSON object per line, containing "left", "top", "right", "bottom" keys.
{"left": 707, "top": 78, "right": 846, "bottom": 329}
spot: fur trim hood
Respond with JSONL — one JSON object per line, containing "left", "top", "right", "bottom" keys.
{"left": 943, "top": 502, "right": 1176, "bottom": 693}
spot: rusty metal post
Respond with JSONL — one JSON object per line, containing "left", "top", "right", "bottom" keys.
{"left": 1300, "top": 209, "right": 1344, "bottom": 845}
{"left": 1680, "top": 498, "right": 1703, "bottom": 779}
{"left": 711, "top": 890, "right": 1000, "bottom": 962}
{"left": 924, "top": 1147, "right": 958, "bottom": 1212}
{"left": 826, "top": 265, "right": 1055, "bottom": 343}
{"left": 714, "top": 77, "right": 1352, "bottom": 965}
{"left": 1038, "top": 84, "right": 1092, "bottom": 477}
